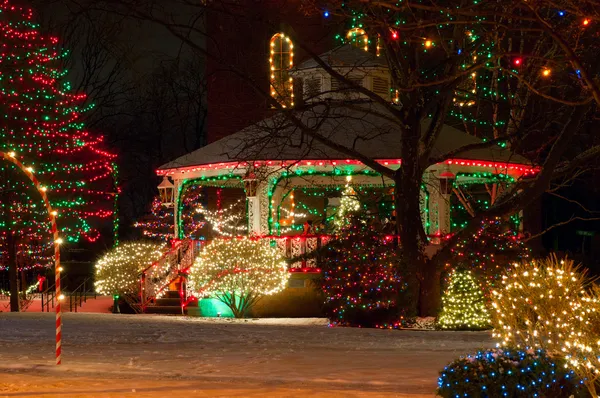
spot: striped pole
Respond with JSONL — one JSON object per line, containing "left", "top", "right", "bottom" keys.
{"left": 1, "top": 151, "right": 62, "bottom": 365}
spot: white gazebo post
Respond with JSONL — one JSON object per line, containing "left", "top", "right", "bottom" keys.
{"left": 244, "top": 171, "right": 262, "bottom": 236}
{"left": 435, "top": 169, "right": 455, "bottom": 237}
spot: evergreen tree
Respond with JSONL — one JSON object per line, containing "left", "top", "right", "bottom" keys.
{"left": 321, "top": 214, "right": 407, "bottom": 328}
{"left": 0, "top": 2, "right": 116, "bottom": 273}
{"left": 438, "top": 269, "right": 490, "bottom": 330}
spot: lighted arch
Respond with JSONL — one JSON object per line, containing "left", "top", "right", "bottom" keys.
{"left": 347, "top": 28, "right": 368, "bottom": 51}
{"left": 0, "top": 151, "right": 63, "bottom": 365}
{"left": 269, "top": 33, "right": 294, "bottom": 108}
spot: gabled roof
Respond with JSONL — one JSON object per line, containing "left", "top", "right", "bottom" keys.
{"left": 295, "top": 44, "right": 388, "bottom": 70}
{"left": 158, "top": 102, "right": 530, "bottom": 172}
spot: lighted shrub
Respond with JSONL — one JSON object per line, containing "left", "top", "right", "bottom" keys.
{"left": 490, "top": 256, "right": 600, "bottom": 396}
{"left": 437, "top": 348, "right": 586, "bottom": 398}
{"left": 438, "top": 269, "right": 491, "bottom": 330}
{"left": 95, "top": 241, "right": 165, "bottom": 296}
{"left": 189, "top": 237, "right": 290, "bottom": 318}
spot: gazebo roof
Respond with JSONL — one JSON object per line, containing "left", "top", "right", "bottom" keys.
{"left": 295, "top": 44, "right": 388, "bottom": 70}
{"left": 158, "top": 102, "right": 531, "bottom": 173}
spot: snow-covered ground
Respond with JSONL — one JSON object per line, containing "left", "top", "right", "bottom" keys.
{"left": 0, "top": 313, "right": 493, "bottom": 397}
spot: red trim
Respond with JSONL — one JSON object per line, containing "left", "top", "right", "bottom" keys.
{"left": 157, "top": 158, "right": 538, "bottom": 177}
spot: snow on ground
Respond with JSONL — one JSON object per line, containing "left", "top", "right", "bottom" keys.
{"left": 0, "top": 313, "right": 493, "bottom": 397}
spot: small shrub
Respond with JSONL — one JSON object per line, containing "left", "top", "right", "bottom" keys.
{"left": 437, "top": 348, "right": 586, "bottom": 398}
{"left": 438, "top": 269, "right": 491, "bottom": 330}
{"left": 189, "top": 237, "right": 289, "bottom": 318}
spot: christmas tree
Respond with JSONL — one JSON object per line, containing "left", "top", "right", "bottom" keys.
{"left": 0, "top": 1, "right": 116, "bottom": 276}
{"left": 333, "top": 181, "right": 361, "bottom": 232}
{"left": 449, "top": 219, "right": 531, "bottom": 297}
{"left": 322, "top": 214, "right": 407, "bottom": 328}
{"left": 135, "top": 186, "right": 247, "bottom": 241}
{"left": 438, "top": 269, "right": 490, "bottom": 330}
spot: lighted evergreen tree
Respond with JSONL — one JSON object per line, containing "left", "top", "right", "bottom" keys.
{"left": 321, "top": 213, "right": 408, "bottom": 328}
{"left": 449, "top": 219, "right": 531, "bottom": 297}
{"left": 135, "top": 185, "right": 247, "bottom": 241}
{"left": 438, "top": 269, "right": 490, "bottom": 330}
{"left": 333, "top": 183, "right": 361, "bottom": 232}
{"left": 0, "top": 1, "right": 116, "bottom": 306}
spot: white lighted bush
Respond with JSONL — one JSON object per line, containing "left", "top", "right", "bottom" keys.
{"left": 189, "top": 237, "right": 290, "bottom": 318}
{"left": 95, "top": 241, "right": 165, "bottom": 296}
{"left": 491, "top": 255, "right": 600, "bottom": 396}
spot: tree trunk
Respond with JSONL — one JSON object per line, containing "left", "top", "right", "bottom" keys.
{"left": 7, "top": 231, "right": 19, "bottom": 312}
{"left": 394, "top": 118, "right": 440, "bottom": 316}
{"left": 418, "top": 260, "right": 442, "bottom": 316}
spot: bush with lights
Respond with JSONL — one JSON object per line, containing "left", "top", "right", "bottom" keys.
{"left": 95, "top": 242, "right": 165, "bottom": 297}
{"left": 321, "top": 213, "right": 408, "bottom": 328}
{"left": 491, "top": 255, "right": 600, "bottom": 397}
{"left": 437, "top": 269, "right": 491, "bottom": 330}
{"left": 188, "top": 237, "right": 290, "bottom": 318}
{"left": 437, "top": 348, "right": 585, "bottom": 398}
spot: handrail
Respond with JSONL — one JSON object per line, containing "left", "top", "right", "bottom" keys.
{"left": 140, "top": 239, "right": 194, "bottom": 312}
{"left": 139, "top": 240, "right": 184, "bottom": 277}
{"left": 41, "top": 274, "right": 67, "bottom": 312}
{"left": 68, "top": 277, "right": 95, "bottom": 313}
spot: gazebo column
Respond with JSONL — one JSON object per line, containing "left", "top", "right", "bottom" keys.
{"left": 173, "top": 178, "right": 182, "bottom": 239}
{"left": 428, "top": 172, "right": 453, "bottom": 237}
{"left": 244, "top": 172, "right": 263, "bottom": 236}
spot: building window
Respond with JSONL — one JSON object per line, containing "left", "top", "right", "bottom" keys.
{"left": 270, "top": 33, "right": 294, "bottom": 108}
{"left": 346, "top": 28, "right": 368, "bottom": 51}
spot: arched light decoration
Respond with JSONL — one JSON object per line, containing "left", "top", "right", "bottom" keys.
{"left": 158, "top": 176, "right": 175, "bottom": 207}
{"left": 269, "top": 33, "right": 294, "bottom": 108}
{"left": 347, "top": 28, "right": 368, "bottom": 51}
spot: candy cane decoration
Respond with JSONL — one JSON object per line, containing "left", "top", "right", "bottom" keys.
{"left": 1, "top": 151, "right": 63, "bottom": 365}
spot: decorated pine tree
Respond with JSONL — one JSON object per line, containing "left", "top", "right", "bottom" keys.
{"left": 438, "top": 269, "right": 490, "bottom": 330}
{"left": 322, "top": 214, "right": 407, "bottom": 328}
{"left": 0, "top": 3, "right": 116, "bottom": 278}
{"left": 135, "top": 185, "right": 247, "bottom": 241}
{"left": 333, "top": 182, "right": 360, "bottom": 232}
{"left": 449, "top": 219, "right": 531, "bottom": 297}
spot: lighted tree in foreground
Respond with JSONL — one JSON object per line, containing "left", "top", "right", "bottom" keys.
{"left": 438, "top": 269, "right": 490, "bottom": 330}
{"left": 491, "top": 256, "right": 600, "bottom": 397}
{"left": 189, "top": 238, "right": 289, "bottom": 318}
{"left": 0, "top": 1, "right": 116, "bottom": 271}
{"left": 95, "top": 242, "right": 165, "bottom": 298}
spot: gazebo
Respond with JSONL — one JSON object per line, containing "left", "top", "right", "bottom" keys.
{"left": 157, "top": 100, "right": 536, "bottom": 267}
{"left": 145, "top": 44, "right": 538, "bottom": 315}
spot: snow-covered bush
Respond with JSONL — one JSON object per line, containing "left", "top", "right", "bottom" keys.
{"left": 188, "top": 237, "right": 289, "bottom": 318}
{"left": 95, "top": 241, "right": 164, "bottom": 296}
{"left": 437, "top": 348, "right": 585, "bottom": 398}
